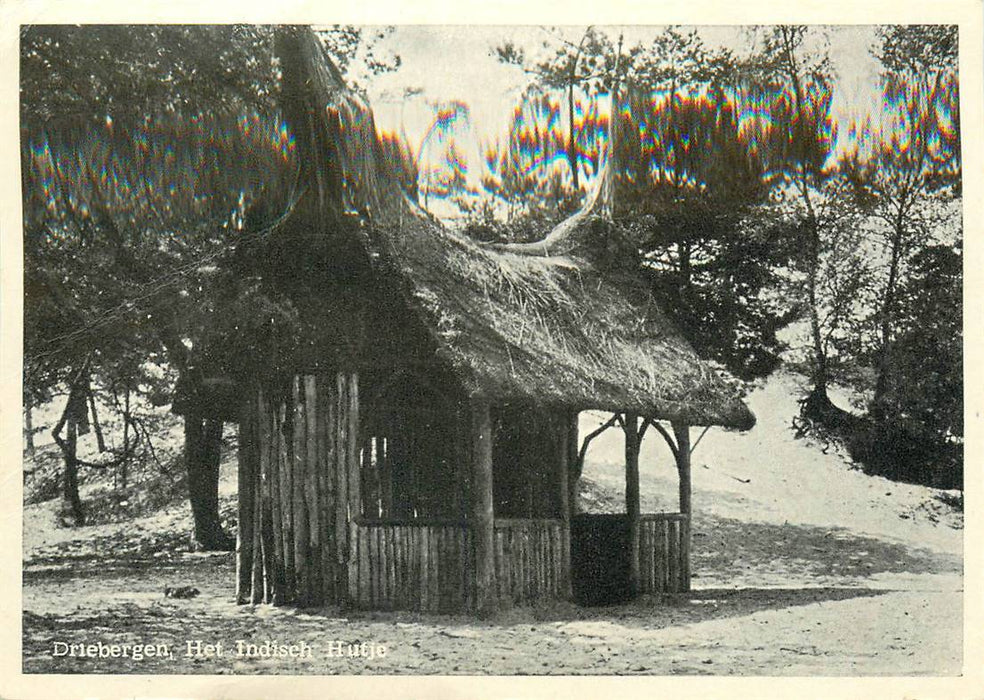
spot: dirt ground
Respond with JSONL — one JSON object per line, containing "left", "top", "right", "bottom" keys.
{"left": 21, "top": 373, "right": 963, "bottom": 675}
{"left": 21, "top": 494, "right": 961, "bottom": 676}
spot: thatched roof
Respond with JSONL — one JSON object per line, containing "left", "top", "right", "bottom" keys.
{"left": 367, "top": 216, "right": 754, "bottom": 428}
{"left": 274, "top": 28, "right": 754, "bottom": 430}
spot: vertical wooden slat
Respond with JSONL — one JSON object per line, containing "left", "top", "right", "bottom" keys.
{"left": 236, "top": 392, "right": 255, "bottom": 604}
{"left": 436, "top": 528, "right": 446, "bottom": 612}
{"left": 268, "top": 393, "right": 285, "bottom": 606}
{"left": 470, "top": 401, "right": 496, "bottom": 615}
{"left": 250, "top": 440, "right": 263, "bottom": 604}
{"left": 668, "top": 518, "right": 679, "bottom": 592}
{"left": 277, "top": 401, "right": 294, "bottom": 602}
{"left": 682, "top": 516, "right": 691, "bottom": 591}
{"left": 494, "top": 528, "right": 504, "bottom": 600}
{"left": 347, "top": 373, "right": 360, "bottom": 522}
{"left": 303, "top": 376, "right": 321, "bottom": 604}
{"left": 387, "top": 525, "right": 397, "bottom": 610}
{"left": 334, "top": 373, "right": 348, "bottom": 573}
{"left": 419, "top": 527, "right": 429, "bottom": 612}
{"left": 259, "top": 392, "right": 276, "bottom": 604}
{"left": 624, "top": 414, "right": 641, "bottom": 597}
{"left": 647, "top": 520, "right": 655, "bottom": 593}
{"left": 290, "top": 377, "right": 307, "bottom": 605}
{"left": 374, "top": 525, "right": 383, "bottom": 607}
{"left": 662, "top": 517, "right": 670, "bottom": 592}
{"left": 315, "top": 377, "right": 333, "bottom": 604}
{"left": 398, "top": 525, "right": 406, "bottom": 610}
{"left": 319, "top": 376, "right": 337, "bottom": 602}
{"left": 428, "top": 524, "right": 439, "bottom": 612}
{"left": 255, "top": 390, "right": 270, "bottom": 603}
{"left": 355, "top": 524, "right": 366, "bottom": 607}
{"left": 457, "top": 527, "right": 467, "bottom": 610}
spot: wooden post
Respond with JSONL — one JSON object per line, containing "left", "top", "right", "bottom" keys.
{"left": 624, "top": 413, "right": 641, "bottom": 597}
{"left": 471, "top": 400, "right": 497, "bottom": 615}
{"left": 345, "top": 372, "right": 361, "bottom": 604}
{"left": 236, "top": 392, "right": 256, "bottom": 604}
{"left": 566, "top": 410, "right": 579, "bottom": 518}
{"left": 672, "top": 421, "right": 691, "bottom": 592}
{"left": 555, "top": 415, "right": 571, "bottom": 598}
{"left": 672, "top": 422, "right": 691, "bottom": 517}
{"left": 555, "top": 416, "right": 570, "bottom": 523}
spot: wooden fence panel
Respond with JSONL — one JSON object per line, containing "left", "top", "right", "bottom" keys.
{"left": 638, "top": 513, "right": 690, "bottom": 594}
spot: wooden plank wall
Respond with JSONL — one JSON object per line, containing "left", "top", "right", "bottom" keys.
{"left": 638, "top": 513, "right": 690, "bottom": 594}
{"left": 348, "top": 519, "right": 571, "bottom": 612}
{"left": 237, "top": 373, "right": 360, "bottom": 607}
{"left": 493, "top": 519, "right": 570, "bottom": 604}
{"left": 350, "top": 521, "right": 474, "bottom": 612}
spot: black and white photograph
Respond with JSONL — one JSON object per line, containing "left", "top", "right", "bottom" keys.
{"left": 3, "top": 2, "right": 982, "bottom": 697}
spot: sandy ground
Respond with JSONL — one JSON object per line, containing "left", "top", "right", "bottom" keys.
{"left": 21, "top": 372, "right": 963, "bottom": 675}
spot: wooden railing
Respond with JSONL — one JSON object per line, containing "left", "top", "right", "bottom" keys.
{"left": 350, "top": 518, "right": 570, "bottom": 612}
{"left": 493, "top": 519, "right": 570, "bottom": 604}
{"left": 639, "top": 513, "right": 690, "bottom": 593}
{"left": 349, "top": 520, "right": 473, "bottom": 613}
{"left": 348, "top": 513, "right": 686, "bottom": 612}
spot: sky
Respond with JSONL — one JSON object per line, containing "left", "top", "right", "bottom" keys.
{"left": 363, "top": 25, "right": 884, "bottom": 167}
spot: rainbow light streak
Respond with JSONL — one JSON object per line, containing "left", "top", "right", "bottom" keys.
{"left": 26, "top": 108, "right": 299, "bottom": 235}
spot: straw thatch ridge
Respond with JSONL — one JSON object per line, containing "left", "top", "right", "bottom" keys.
{"left": 281, "top": 26, "right": 754, "bottom": 429}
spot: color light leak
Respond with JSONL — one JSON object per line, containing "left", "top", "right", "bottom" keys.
{"left": 26, "top": 109, "right": 297, "bottom": 233}
{"left": 477, "top": 79, "right": 841, "bottom": 205}
{"left": 416, "top": 101, "right": 477, "bottom": 205}
{"left": 843, "top": 69, "right": 959, "bottom": 176}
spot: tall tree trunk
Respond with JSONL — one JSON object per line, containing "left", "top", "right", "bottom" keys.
{"left": 87, "top": 384, "right": 106, "bottom": 452}
{"left": 24, "top": 396, "right": 35, "bottom": 456}
{"left": 53, "top": 381, "right": 88, "bottom": 526}
{"left": 185, "top": 414, "right": 234, "bottom": 551}
{"left": 872, "top": 215, "right": 907, "bottom": 419}
{"left": 153, "top": 312, "right": 234, "bottom": 551}
{"left": 63, "top": 414, "right": 85, "bottom": 526}
{"left": 623, "top": 413, "right": 641, "bottom": 596}
{"left": 804, "top": 211, "right": 829, "bottom": 404}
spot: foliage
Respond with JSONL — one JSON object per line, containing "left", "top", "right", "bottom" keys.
{"left": 841, "top": 25, "right": 960, "bottom": 419}
{"left": 880, "top": 243, "right": 962, "bottom": 442}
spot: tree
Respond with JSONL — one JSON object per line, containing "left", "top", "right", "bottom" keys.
{"left": 842, "top": 25, "right": 960, "bottom": 419}
{"left": 746, "top": 25, "right": 856, "bottom": 413}
{"left": 889, "top": 243, "right": 962, "bottom": 443}
{"left": 494, "top": 27, "right": 621, "bottom": 192}
{"left": 478, "top": 93, "right": 590, "bottom": 234}
{"left": 417, "top": 101, "right": 475, "bottom": 213}
{"left": 22, "top": 24, "right": 401, "bottom": 545}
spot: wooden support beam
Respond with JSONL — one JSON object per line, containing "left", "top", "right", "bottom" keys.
{"left": 672, "top": 421, "right": 692, "bottom": 592}
{"left": 556, "top": 416, "right": 570, "bottom": 524}
{"left": 566, "top": 410, "right": 580, "bottom": 517}
{"left": 672, "top": 422, "right": 692, "bottom": 517}
{"left": 236, "top": 392, "right": 256, "bottom": 604}
{"left": 624, "top": 412, "right": 641, "bottom": 596}
{"left": 555, "top": 414, "right": 572, "bottom": 598}
{"left": 471, "top": 400, "right": 497, "bottom": 615}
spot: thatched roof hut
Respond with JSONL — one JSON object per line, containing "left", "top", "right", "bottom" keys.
{"left": 227, "top": 27, "right": 757, "bottom": 614}
{"left": 268, "top": 26, "right": 753, "bottom": 432}
{"left": 23, "top": 25, "right": 757, "bottom": 614}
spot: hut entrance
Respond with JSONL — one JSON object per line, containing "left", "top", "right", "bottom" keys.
{"left": 570, "top": 514, "right": 633, "bottom": 605}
